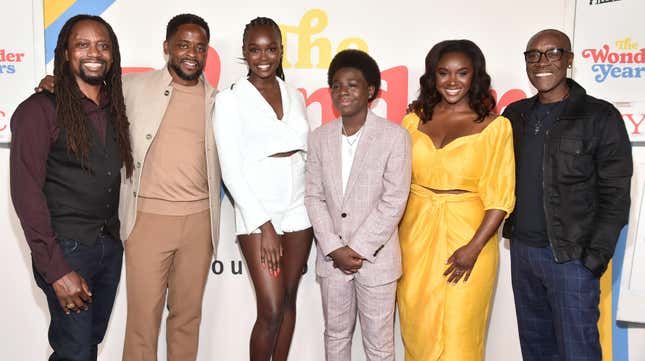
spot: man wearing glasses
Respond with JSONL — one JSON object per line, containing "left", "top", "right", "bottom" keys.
{"left": 502, "top": 29, "right": 632, "bottom": 361}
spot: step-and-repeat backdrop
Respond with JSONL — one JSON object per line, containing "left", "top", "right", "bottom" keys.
{"left": 1, "top": 0, "right": 644, "bottom": 360}
{"left": 572, "top": 0, "right": 645, "bottom": 343}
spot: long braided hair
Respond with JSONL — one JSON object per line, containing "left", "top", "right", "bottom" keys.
{"left": 242, "top": 17, "right": 285, "bottom": 80}
{"left": 53, "top": 14, "right": 134, "bottom": 177}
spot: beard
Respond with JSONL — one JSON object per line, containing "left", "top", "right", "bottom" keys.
{"left": 79, "top": 60, "right": 109, "bottom": 85}
{"left": 169, "top": 59, "right": 203, "bottom": 82}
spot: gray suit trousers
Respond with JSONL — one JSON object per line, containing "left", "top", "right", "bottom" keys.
{"left": 319, "top": 277, "right": 397, "bottom": 361}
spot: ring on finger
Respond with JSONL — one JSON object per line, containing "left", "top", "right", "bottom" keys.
{"left": 66, "top": 303, "right": 76, "bottom": 309}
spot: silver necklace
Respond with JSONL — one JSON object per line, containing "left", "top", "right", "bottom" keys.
{"left": 342, "top": 122, "right": 362, "bottom": 147}
{"left": 533, "top": 90, "right": 569, "bottom": 135}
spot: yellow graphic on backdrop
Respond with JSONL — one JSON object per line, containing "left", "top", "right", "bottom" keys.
{"left": 44, "top": 0, "right": 77, "bottom": 28}
{"left": 615, "top": 37, "right": 638, "bottom": 50}
{"left": 599, "top": 261, "right": 613, "bottom": 361}
{"left": 280, "top": 9, "right": 368, "bottom": 69}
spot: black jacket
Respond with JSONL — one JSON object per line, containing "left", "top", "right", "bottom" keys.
{"left": 502, "top": 79, "right": 632, "bottom": 277}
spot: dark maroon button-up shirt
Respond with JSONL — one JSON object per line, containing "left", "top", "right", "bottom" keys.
{"left": 10, "top": 90, "right": 109, "bottom": 284}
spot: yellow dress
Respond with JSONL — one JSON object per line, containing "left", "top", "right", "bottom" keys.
{"left": 397, "top": 113, "right": 515, "bottom": 361}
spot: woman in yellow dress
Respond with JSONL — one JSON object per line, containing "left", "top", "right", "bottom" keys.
{"left": 397, "top": 40, "right": 515, "bottom": 361}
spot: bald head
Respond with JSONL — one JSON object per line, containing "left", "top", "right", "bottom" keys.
{"left": 524, "top": 29, "right": 573, "bottom": 102}
{"left": 527, "top": 29, "right": 572, "bottom": 51}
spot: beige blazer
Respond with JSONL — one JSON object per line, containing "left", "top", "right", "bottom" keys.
{"left": 118, "top": 68, "right": 221, "bottom": 256}
{"left": 304, "top": 111, "right": 411, "bottom": 286}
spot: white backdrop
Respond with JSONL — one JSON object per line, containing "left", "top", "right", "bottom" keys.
{"left": 572, "top": 0, "right": 645, "bottom": 337}
{"left": 1, "top": 0, "right": 644, "bottom": 360}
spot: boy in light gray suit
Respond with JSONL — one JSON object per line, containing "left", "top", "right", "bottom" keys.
{"left": 304, "top": 50, "right": 411, "bottom": 361}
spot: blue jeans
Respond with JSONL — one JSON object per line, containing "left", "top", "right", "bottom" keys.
{"left": 510, "top": 240, "right": 601, "bottom": 361}
{"left": 33, "top": 232, "right": 123, "bottom": 361}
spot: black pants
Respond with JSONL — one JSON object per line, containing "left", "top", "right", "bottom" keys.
{"left": 34, "top": 233, "right": 123, "bottom": 361}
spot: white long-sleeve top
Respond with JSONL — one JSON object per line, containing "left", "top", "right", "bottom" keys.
{"left": 213, "top": 76, "right": 310, "bottom": 234}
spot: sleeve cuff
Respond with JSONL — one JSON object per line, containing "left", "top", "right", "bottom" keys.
{"left": 483, "top": 205, "right": 514, "bottom": 220}
{"left": 38, "top": 246, "right": 73, "bottom": 284}
{"left": 582, "top": 252, "right": 607, "bottom": 278}
{"left": 348, "top": 241, "right": 378, "bottom": 263}
{"left": 320, "top": 236, "right": 345, "bottom": 258}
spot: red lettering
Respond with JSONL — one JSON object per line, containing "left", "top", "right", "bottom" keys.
{"left": 0, "top": 110, "right": 6, "bottom": 132}
{"left": 623, "top": 113, "right": 645, "bottom": 135}
{"left": 635, "top": 49, "right": 645, "bottom": 63}
{"left": 582, "top": 44, "right": 610, "bottom": 62}
{"left": 121, "top": 47, "right": 221, "bottom": 89}
{"left": 300, "top": 66, "right": 409, "bottom": 125}
{"left": 492, "top": 88, "right": 528, "bottom": 114}
{"left": 375, "top": 66, "right": 408, "bottom": 123}
{"left": 608, "top": 52, "right": 619, "bottom": 63}
{"left": 580, "top": 45, "right": 645, "bottom": 64}
{"left": 619, "top": 52, "right": 633, "bottom": 63}
{"left": 299, "top": 87, "right": 337, "bottom": 124}
{"left": 204, "top": 47, "right": 221, "bottom": 89}
{"left": 122, "top": 67, "right": 153, "bottom": 74}
{"left": 0, "top": 50, "right": 25, "bottom": 62}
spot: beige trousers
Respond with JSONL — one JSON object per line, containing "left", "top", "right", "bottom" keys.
{"left": 122, "top": 210, "right": 212, "bottom": 361}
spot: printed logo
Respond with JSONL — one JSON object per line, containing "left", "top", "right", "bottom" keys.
{"left": 211, "top": 259, "right": 309, "bottom": 276}
{"left": 0, "top": 49, "right": 26, "bottom": 75}
{"left": 616, "top": 101, "right": 645, "bottom": 144}
{"left": 280, "top": 9, "right": 526, "bottom": 124}
{"left": 0, "top": 110, "right": 6, "bottom": 131}
{"left": 279, "top": 9, "right": 368, "bottom": 69}
{"left": 624, "top": 113, "right": 645, "bottom": 135}
{"left": 0, "top": 109, "right": 9, "bottom": 143}
{"left": 122, "top": 46, "right": 221, "bottom": 89}
{"left": 589, "top": 0, "right": 621, "bottom": 5}
{"left": 44, "top": 0, "right": 116, "bottom": 63}
{"left": 581, "top": 37, "right": 645, "bottom": 83}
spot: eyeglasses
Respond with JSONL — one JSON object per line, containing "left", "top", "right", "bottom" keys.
{"left": 523, "top": 48, "right": 571, "bottom": 63}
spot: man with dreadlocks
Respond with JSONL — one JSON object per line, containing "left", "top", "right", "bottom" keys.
{"left": 10, "top": 15, "right": 133, "bottom": 361}
{"left": 35, "top": 13, "right": 221, "bottom": 360}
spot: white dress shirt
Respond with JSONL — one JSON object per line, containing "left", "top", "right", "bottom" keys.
{"left": 341, "top": 127, "right": 363, "bottom": 195}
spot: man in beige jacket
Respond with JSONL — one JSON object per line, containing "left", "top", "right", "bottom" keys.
{"left": 118, "top": 14, "right": 220, "bottom": 361}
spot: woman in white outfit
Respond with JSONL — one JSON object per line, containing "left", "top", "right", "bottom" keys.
{"left": 213, "top": 17, "right": 313, "bottom": 361}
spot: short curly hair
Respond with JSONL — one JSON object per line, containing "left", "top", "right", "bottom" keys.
{"left": 409, "top": 40, "right": 495, "bottom": 123}
{"left": 166, "top": 13, "right": 210, "bottom": 42}
{"left": 327, "top": 49, "right": 381, "bottom": 102}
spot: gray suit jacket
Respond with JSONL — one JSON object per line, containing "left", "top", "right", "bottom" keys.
{"left": 305, "top": 111, "right": 411, "bottom": 286}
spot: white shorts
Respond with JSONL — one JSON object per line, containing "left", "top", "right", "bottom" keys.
{"left": 236, "top": 151, "right": 311, "bottom": 235}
